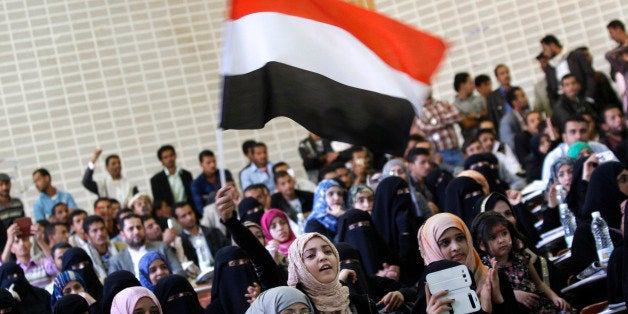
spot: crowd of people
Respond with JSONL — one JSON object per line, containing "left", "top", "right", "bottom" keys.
{"left": 0, "top": 18, "right": 628, "bottom": 314}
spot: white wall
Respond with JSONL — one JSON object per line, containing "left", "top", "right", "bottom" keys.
{"left": 0, "top": 0, "right": 626, "bottom": 216}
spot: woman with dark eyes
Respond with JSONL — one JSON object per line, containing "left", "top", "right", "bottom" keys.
{"left": 153, "top": 274, "right": 203, "bottom": 314}
{"left": 414, "top": 213, "right": 519, "bottom": 314}
{"left": 205, "top": 246, "right": 261, "bottom": 314}
{"left": 138, "top": 252, "right": 171, "bottom": 292}
{"left": 443, "top": 176, "right": 487, "bottom": 228}
{"left": 305, "top": 179, "right": 346, "bottom": 241}
{"left": 101, "top": 270, "right": 141, "bottom": 314}
{"left": 50, "top": 271, "right": 96, "bottom": 310}
{"left": 61, "top": 248, "right": 103, "bottom": 303}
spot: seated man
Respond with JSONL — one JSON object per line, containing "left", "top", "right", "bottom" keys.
{"left": 542, "top": 114, "right": 616, "bottom": 181}
{"left": 43, "top": 222, "right": 69, "bottom": 248}
{"left": 477, "top": 128, "right": 524, "bottom": 179}
{"left": 462, "top": 137, "right": 526, "bottom": 191}
{"left": 298, "top": 133, "right": 338, "bottom": 183}
{"left": 1, "top": 223, "right": 56, "bottom": 288}
{"left": 68, "top": 209, "right": 89, "bottom": 250}
{"left": 243, "top": 184, "right": 272, "bottom": 210}
{"left": 190, "top": 149, "right": 233, "bottom": 217}
{"left": 47, "top": 203, "right": 69, "bottom": 224}
{"left": 108, "top": 214, "right": 183, "bottom": 278}
{"left": 83, "top": 215, "right": 126, "bottom": 281}
{"left": 174, "top": 202, "right": 227, "bottom": 272}
{"left": 270, "top": 171, "right": 313, "bottom": 222}
{"left": 239, "top": 142, "right": 275, "bottom": 192}
{"left": 599, "top": 106, "right": 628, "bottom": 153}
{"left": 32, "top": 168, "right": 77, "bottom": 222}
{"left": 142, "top": 214, "right": 188, "bottom": 265}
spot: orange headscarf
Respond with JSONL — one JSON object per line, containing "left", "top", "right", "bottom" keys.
{"left": 418, "top": 213, "right": 488, "bottom": 283}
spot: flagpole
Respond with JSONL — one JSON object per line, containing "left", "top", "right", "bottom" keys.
{"left": 216, "top": 127, "right": 227, "bottom": 188}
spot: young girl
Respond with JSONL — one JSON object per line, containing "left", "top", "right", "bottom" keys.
{"left": 348, "top": 185, "right": 374, "bottom": 215}
{"left": 471, "top": 212, "right": 571, "bottom": 312}
{"left": 260, "top": 209, "right": 296, "bottom": 257}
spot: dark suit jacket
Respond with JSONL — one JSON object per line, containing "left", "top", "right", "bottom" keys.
{"left": 108, "top": 241, "right": 184, "bottom": 276}
{"left": 486, "top": 89, "right": 508, "bottom": 134}
{"left": 150, "top": 168, "right": 193, "bottom": 209}
{"left": 270, "top": 190, "right": 314, "bottom": 222}
{"left": 545, "top": 49, "right": 596, "bottom": 104}
{"left": 180, "top": 225, "right": 228, "bottom": 267}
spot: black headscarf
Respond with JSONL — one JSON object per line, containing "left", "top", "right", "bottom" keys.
{"left": 425, "top": 167, "right": 452, "bottom": 213}
{"left": 61, "top": 248, "right": 103, "bottom": 303}
{"left": 0, "top": 263, "right": 51, "bottom": 314}
{"left": 464, "top": 153, "right": 507, "bottom": 194}
{"left": 154, "top": 274, "right": 203, "bottom": 314}
{"left": 101, "top": 270, "right": 140, "bottom": 314}
{"left": 581, "top": 161, "right": 627, "bottom": 229}
{"left": 206, "top": 246, "right": 258, "bottom": 314}
{"left": 335, "top": 209, "right": 392, "bottom": 275}
{"left": 238, "top": 197, "right": 264, "bottom": 225}
{"left": 0, "top": 287, "right": 23, "bottom": 314}
{"left": 444, "top": 176, "right": 486, "bottom": 228}
{"left": 335, "top": 242, "right": 370, "bottom": 296}
{"left": 566, "top": 156, "right": 588, "bottom": 221}
{"left": 52, "top": 294, "right": 89, "bottom": 314}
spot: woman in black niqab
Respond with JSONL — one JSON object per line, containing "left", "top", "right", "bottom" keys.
{"left": 443, "top": 176, "right": 486, "bottom": 228}
{"left": 154, "top": 274, "right": 203, "bottom": 314}
{"left": 101, "top": 270, "right": 140, "bottom": 314}
{"left": 0, "top": 263, "right": 50, "bottom": 314}
{"left": 61, "top": 248, "right": 103, "bottom": 303}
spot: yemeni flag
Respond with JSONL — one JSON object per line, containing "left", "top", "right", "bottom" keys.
{"left": 220, "top": 0, "right": 447, "bottom": 156}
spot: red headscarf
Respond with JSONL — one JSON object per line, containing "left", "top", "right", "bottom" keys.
{"left": 260, "top": 209, "right": 296, "bottom": 255}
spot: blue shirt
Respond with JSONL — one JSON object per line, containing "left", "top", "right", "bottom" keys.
{"left": 33, "top": 190, "right": 78, "bottom": 222}
{"left": 191, "top": 169, "right": 233, "bottom": 214}
{"left": 239, "top": 162, "right": 275, "bottom": 192}
{"left": 499, "top": 86, "right": 513, "bottom": 114}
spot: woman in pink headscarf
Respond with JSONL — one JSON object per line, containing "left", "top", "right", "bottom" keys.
{"left": 416, "top": 213, "right": 520, "bottom": 314}
{"left": 260, "top": 209, "right": 296, "bottom": 256}
{"left": 287, "top": 232, "right": 376, "bottom": 313}
{"left": 111, "top": 286, "right": 162, "bottom": 314}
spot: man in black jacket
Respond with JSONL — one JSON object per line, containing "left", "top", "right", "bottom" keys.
{"left": 270, "top": 171, "right": 313, "bottom": 222}
{"left": 150, "top": 145, "right": 194, "bottom": 211}
{"left": 173, "top": 202, "right": 227, "bottom": 270}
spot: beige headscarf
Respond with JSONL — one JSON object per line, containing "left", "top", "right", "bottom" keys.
{"left": 457, "top": 170, "right": 490, "bottom": 195}
{"left": 287, "top": 232, "right": 350, "bottom": 313}
{"left": 418, "top": 213, "right": 488, "bottom": 284}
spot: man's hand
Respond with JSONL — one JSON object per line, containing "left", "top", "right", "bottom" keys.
{"left": 91, "top": 149, "right": 103, "bottom": 164}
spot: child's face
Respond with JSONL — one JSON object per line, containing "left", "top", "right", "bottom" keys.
{"left": 557, "top": 164, "right": 574, "bottom": 191}
{"left": 539, "top": 136, "right": 551, "bottom": 154}
{"left": 354, "top": 192, "right": 373, "bottom": 214}
{"left": 484, "top": 225, "right": 512, "bottom": 259}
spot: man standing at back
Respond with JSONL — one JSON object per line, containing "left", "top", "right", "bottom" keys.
{"left": 150, "top": 145, "right": 194, "bottom": 212}
{"left": 191, "top": 150, "right": 232, "bottom": 218}
{"left": 0, "top": 173, "right": 24, "bottom": 230}
{"left": 486, "top": 64, "right": 513, "bottom": 133}
{"left": 32, "top": 168, "right": 78, "bottom": 222}
{"left": 82, "top": 148, "right": 138, "bottom": 205}
{"left": 499, "top": 86, "right": 529, "bottom": 152}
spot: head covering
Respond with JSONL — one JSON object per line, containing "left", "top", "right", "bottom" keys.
{"left": 238, "top": 197, "right": 264, "bottom": 224}
{"left": 111, "top": 286, "right": 162, "bottom": 314}
{"left": 381, "top": 159, "right": 408, "bottom": 180}
{"left": 0, "top": 263, "right": 50, "bottom": 313}
{"left": 426, "top": 167, "right": 453, "bottom": 212}
{"left": 464, "top": 153, "right": 507, "bottom": 194}
{"left": 139, "top": 252, "right": 172, "bottom": 291}
{"left": 547, "top": 157, "right": 576, "bottom": 191}
{"left": 51, "top": 270, "right": 87, "bottom": 307}
{"left": 566, "top": 141, "right": 592, "bottom": 159}
{"left": 418, "top": 213, "right": 488, "bottom": 284}
{"left": 371, "top": 176, "right": 417, "bottom": 254}
{"left": 153, "top": 275, "right": 203, "bottom": 314}
{"left": 209, "top": 246, "right": 258, "bottom": 314}
{"left": 347, "top": 184, "right": 373, "bottom": 209}
{"left": 457, "top": 170, "right": 490, "bottom": 195}
{"left": 0, "top": 288, "right": 19, "bottom": 314}
{"left": 334, "top": 242, "right": 370, "bottom": 296}
{"left": 260, "top": 209, "right": 296, "bottom": 255}
{"left": 245, "top": 286, "right": 314, "bottom": 314}
{"left": 335, "top": 209, "right": 389, "bottom": 275}
{"left": 566, "top": 155, "right": 588, "bottom": 220}
{"left": 102, "top": 270, "right": 141, "bottom": 314}
{"left": 61, "top": 247, "right": 103, "bottom": 302}
{"left": 287, "top": 232, "right": 350, "bottom": 313}
{"left": 444, "top": 176, "right": 486, "bottom": 227}
{"left": 307, "top": 179, "right": 344, "bottom": 233}
{"left": 53, "top": 294, "right": 90, "bottom": 314}
{"left": 582, "top": 162, "right": 627, "bottom": 229}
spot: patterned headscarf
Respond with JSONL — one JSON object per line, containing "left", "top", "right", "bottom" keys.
{"left": 348, "top": 184, "right": 373, "bottom": 209}
{"left": 287, "top": 232, "right": 350, "bottom": 313}
{"left": 418, "top": 213, "right": 488, "bottom": 284}
{"left": 547, "top": 156, "right": 575, "bottom": 191}
{"left": 51, "top": 270, "right": 87, "bottom": 307}
{"left": 307, "top": 179, "right": 344, "bottom": 233}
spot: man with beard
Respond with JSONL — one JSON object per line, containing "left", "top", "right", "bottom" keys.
{"left": 107, "top": 214, "right": 183, "bottom": 278}
{"left": 32, "top": 168, "right": 77, "bottom": 222}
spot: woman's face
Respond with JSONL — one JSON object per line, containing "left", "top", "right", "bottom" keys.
{"left": 325, "top": 186, "right": 344, "bottom": 207}
{"left": 269, "top": 216, "right": 290, "bottom": 242}
{"left": 248, "top": 226, "right": 266, "bottom": 246}
{"left": 148, "top": 259, "right": 170, "bottom": 285}
{"left": 437, "top": 227, "right": 469, "bottom": 264}
{"left": 353, "top": 192, "right": 373, "bottom": 214}
{"left": 133, "top": 296, "right": 160, "bottom": 314}
{"left": 492, "top": 200, "right": 517, "bottom": 227}
{"left": 302, "top": 237, "right": 338, "bottom": 284}
{"left": 388, "top": 165, "right": 407, "bottom": 181}
{"left": 557, "top": 164, "right": 573, "bottom": 191}
{"left": 62, "top": 280, "right": 85, "bottom": 295}
{"left": 279, "top": 302, "right": 311, "bottom": 314}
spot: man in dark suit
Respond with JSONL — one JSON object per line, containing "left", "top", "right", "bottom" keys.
{"left": 270, "top": 171, "right": 313, "bottom": 222}
{"left": 108, "top": 214, "right": 184, "bottom": 276}
{"left": 150, "top": 145, "right": 194, "bottom": 211}
{"left": 540, "top": 34, "right": 596, "bottom": 105}
{"left": 486, "top": 64, "right": 513, "bottom": 135}
{"left": 173, "top": 202, "right": 227, "bottom": 271}
{"left": 499, "top": 86, "right": 529, "bottom": 152}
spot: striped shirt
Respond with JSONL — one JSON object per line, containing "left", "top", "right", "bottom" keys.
{"left": 0, "top": 198, "right": 24, "bottom": 228}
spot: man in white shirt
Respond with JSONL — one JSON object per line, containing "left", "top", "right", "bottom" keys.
{"left": 82, "top": 149, "right": 138, "bottom": 205}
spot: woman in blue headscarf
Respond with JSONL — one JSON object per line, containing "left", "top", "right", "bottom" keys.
{"left": 138, "top": 252, "right": 172, "bottom": 291}
{"left": 51, "top": 270, "right": 99, "bottom": 313}
{"left": 304, "top": 179, "right": 345, "bottom": 240}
